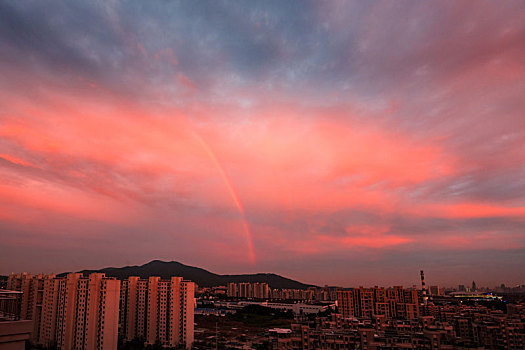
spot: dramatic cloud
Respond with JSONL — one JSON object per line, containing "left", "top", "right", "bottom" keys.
{"left": 1, "top": 0, "right": 524, "bottom": 287}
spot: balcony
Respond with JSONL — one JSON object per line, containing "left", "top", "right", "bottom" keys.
{"left": 0, "top": 290, "right": 33, "bottom": 350}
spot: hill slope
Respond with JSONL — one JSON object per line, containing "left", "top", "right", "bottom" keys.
{"left": 61, "top": 260, "right": 314, "bottom": 289}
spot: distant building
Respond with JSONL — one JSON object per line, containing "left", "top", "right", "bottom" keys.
{"left": 227, "top": 282, "right": 238, "bottom": 297}
{"left": 227, "top": 282, "right": 270, "bottom": 299}
{"left": 227, "top": 283, "right": 339, "bottom": 302}
{"left": 263, "top": 302, "right": 329, "bottom": 315}
{"left": 0, "top": 277, "right": 7, "bottom": 290}
{"left": 337, "top": 286, "right": 419, "bottom": 319}
{"left": 429, "top": 285, "right": 443, "bottom": 296}
{"left": 253, "top": 282, "right": 270, "bottom": 298}
{"left": 270, "top": 304, "right": 525, "bottom": 350}
{"left": 239, "top": 282, "right": 252, "bottom": 298}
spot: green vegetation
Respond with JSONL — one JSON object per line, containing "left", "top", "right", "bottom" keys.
{"left": 226, "top": 305, "right": 293, "bottom": 327}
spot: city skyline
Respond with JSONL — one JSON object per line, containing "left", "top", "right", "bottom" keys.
{"left": 1, "top": 1, "right": 524, "bottom": 287}
{"left": 2, "top": 260, "right": 520, "bottom": 291}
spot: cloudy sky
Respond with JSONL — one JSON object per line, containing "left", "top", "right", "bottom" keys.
{"left": 1, "top": 0, "right": 524, "bottom": 287}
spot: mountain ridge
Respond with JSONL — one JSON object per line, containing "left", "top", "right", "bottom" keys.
{"left": 58, "top": 260, "right": 315, "bottom": 290}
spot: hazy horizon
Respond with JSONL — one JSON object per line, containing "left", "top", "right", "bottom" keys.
{"left": 2, "top": 258, "right": 521, "bottom": 290}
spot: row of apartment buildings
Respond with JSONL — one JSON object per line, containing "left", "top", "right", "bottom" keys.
{"left": 226, "top": 283, "right": 340, "bottom": 301}
{"left": 6, "top": 272, "right": 194, "bottom": 350}
{"left": 269, "top": 303, "right": 525, "bottom": 349}
{"left": 337, "top": 286, "right": 420, "bottom": 319}
{"left": 227, "top": 282, "right": 271, "bottom": 299}
{"left": 337, "top": 286, "right": 419, "bottom": 319}
{"left": 225, "top": 283, "right": 448, "bottom": 303}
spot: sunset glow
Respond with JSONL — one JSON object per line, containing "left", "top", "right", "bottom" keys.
{"left": 1, "top": 0, "right": 524, "bottom": 287}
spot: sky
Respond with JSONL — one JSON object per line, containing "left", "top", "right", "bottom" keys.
{"left": 1, "top": 0, "right": 524, "bottom": 288}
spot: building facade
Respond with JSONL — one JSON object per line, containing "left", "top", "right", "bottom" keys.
{"left": 227, "top": 282, "right": 270, "bottom": 299}
{"left": 8, "top": 273, "right": 195, "bottom": 350}
{"left": 337, "top": 286, "right": 419, "bottom": 320}
{"left": 119, "top": 276, "right": 195, "bottom": 349}
{"left": 7, "top": 273, "right": 54, "bottom": 342}
{"left": 8, "top": 272, "right": 120, "bottom": 350}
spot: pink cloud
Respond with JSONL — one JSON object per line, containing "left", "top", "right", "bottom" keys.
{"left": 0, "top": 153, "right": 34, "bottom": 167}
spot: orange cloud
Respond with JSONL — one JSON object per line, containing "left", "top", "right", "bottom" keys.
{"left": 408, "top": 202, "right": 525, "bottom": 219}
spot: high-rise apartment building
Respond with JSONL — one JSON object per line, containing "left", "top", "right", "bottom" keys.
{"left": 9, "top": 273, "right": 195, "bottom": 349}
{"left": 429, "top": 285, "right": 442, "bottom": 296}
{"left": 7, "top": 273, "right": 55, "bottom": 342}
{"left": 253, "top": 282, "right": 270, "bottom": 299}
{"left": 337, "top": 286, "right": 419, "bottom": 320}
{"left": 226, "top": 282, "right": 270, "bottom": 299}
{"left": 227, "top": 282, "right": 238, "bottom": 298}
{"left": 8, "top": 272, "right": 120, "bottom": 350}
{"left": 239, "top": 282, "right": 252, "bottom": 298}
{"left": 119, "top": 276, "right": 195, "bottom": 349}
{"left": 337, "top": 290, "right": 355, "bottom": 318}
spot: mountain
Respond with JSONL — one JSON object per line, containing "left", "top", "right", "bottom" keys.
{"left": 59, "top": 260, "right": 315, "bottom": 290}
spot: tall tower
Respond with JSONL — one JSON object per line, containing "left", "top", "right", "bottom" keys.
{"left": 420, "top": 270, "right": 428, "bottom": 306}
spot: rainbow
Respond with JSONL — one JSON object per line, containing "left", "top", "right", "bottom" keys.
{"left": 189, "top": 130, "right": 256, "bottom": 264}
